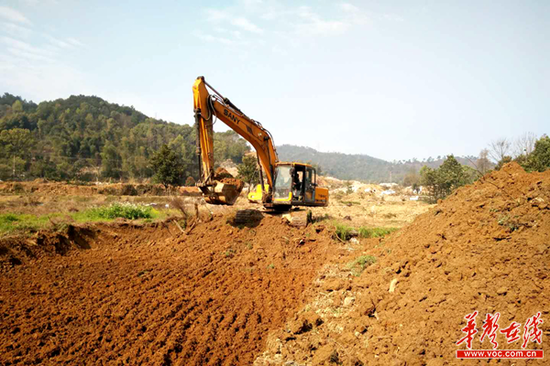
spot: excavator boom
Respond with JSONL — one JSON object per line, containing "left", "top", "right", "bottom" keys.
{"left": 193, "top": 76, "right": 277, "bottom": 204}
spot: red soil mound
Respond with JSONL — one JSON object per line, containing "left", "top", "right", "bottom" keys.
{"left": 0, "top": 215, "right": 345, "bottom": 365}
{"left": 257, "top": 162, "right": 550, "bottom": 365}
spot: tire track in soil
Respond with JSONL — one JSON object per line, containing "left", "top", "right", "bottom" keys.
{"left": 0, "top": 215, "right": 342, "bottom": 365}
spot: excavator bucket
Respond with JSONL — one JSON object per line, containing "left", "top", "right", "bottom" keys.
{"left": 199, "top": 168, "right": 245, "bottom": 205}
{"left": 203, "top": 180, "right": 243, "bottom": 205}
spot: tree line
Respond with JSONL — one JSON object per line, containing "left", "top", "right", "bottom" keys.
{"left": 0, "top": 93, "right": 250, "bottom": 184}
{"left": 412, "top": 133, "right": 550, "bottom": 202}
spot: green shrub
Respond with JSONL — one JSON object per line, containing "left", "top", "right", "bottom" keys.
{"left": 358, "top": 227, "right": 398, "bottom": 238}
{"left": 88, "top": 203, "right": 154, "bottom": 220}
{"left": 420, "top": 155, "right": 476, "bottom": 202}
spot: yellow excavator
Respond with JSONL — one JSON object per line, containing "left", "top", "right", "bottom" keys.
{"left": 193, "top": 76, "right": 329, "bottom": 211}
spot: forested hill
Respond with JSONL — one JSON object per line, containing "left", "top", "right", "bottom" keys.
{"left": 277, "top": 144, "right": 477, "bottom": 183}
{"left": 0, "top": 92, "right": 478, "bottom": 184}
{"left": 278, "top": 145, "right": 394, "bottom": 182}
{"left": 0, "top": 93, "right": 249, "bottom": 181}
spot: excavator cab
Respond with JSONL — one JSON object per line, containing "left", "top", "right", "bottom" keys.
{"left": 272, "top": 164, "right": 292, "bottom": 204}
{"left": 270, "top": 163, "right": 328, "bottom": 208}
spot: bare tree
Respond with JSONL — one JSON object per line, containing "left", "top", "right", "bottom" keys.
{"left": 477, "top": 149, "right": 492, "bottom": 174}
{"left": 465, "top": 149, "right": 493, "bottom": 177}
{"left": 488, "top": 138, "right": 511, "bottom": 163}
{"left": 513, "top": 132, "right": 537, "bottom": 157}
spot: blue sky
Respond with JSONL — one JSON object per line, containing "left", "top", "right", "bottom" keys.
{"left": 0, "top": 0, "right": 548, "bottom": 161}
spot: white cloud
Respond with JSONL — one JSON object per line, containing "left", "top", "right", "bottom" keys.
{"left": 1, "top": 22, "right": 32, "bottom": 38}
{"left": 272, "top": 45, "right": 288, "bottom": 56}
{"left": 259, "top": 7, "right": 285, "bottom": 21}
{"left": 240, "top": 0, "right": 263, "bottom": 7}
{"left": 18, "top": 0, "right": 59, "bottom": 5}
{"left": 0, "top": 5, "right": 87, "bottom": 105}
{"left": 6, "top": 46, "right": 53, "bottom": 62}
{"left": 194, "top": 31, "right": 236, "bottom": 46}
{"left": 230, "top": 17, "right": 263, "bottom": 34}
{"left": 340, "top": 3, "right": 359, "bottom": 13}
{"left": 1, "top": 36, "right": 56, "bottom": 62}
{"left": 45, "top": 34, "right": 85, "bottom": 50}
{"left": 206, "top": 8, "right": 228, "bottom": 22}
{"left": 213, "top": 26, "right": 229, "bottom": 33}
{"left": 295, "top": 6, "right": 349, "bottom": 36}
{"left": 201, "top": 2, "right": 370, "bottom": 47}
{"left": 0, "top": 6, "right": 31, "bottom": 25}
{"left": 205, "top": 9, "right": 263, "bottom": 34}
{"left": 44, "top": 34, "right": 72, "bottom": 48}
{"left": 340, "top": 3, "right": 369, "bottom": 25}
{"left": 66, "top": 37, "right": 84, "bottom": 47}
{"left": 0, "top": 52, "right": 87, "bottom": 103}
{"left": 382, "top": 14, "right": 404, "bottom": 22}
{"left": 203, "top": 8, "right": 262, "bottom": 46}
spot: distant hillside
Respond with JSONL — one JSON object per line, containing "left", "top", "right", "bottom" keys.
{"left": 0, "top": 93, "right": 249, "bottom": 181}
{"left": 1, "top": 92, "right": 482, "bottom": 184}
{"left": 277, "top": 144, "right": 479, "bottom": 183}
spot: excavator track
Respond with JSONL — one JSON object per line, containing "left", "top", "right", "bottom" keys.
{"left": 234, "top": 209, "right": 264, "bottom": 226}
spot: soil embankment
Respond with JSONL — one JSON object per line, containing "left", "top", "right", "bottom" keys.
{"left": 256, "top": 163, "right": 550, "bottom": 365}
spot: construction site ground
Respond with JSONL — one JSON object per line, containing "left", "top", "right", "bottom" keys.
{"left": 1, "top": 164, "right": 548, "bottom": 365}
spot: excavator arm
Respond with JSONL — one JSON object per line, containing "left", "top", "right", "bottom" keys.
{"left": 193, "top": 76, "right": 278, "bottom": 204}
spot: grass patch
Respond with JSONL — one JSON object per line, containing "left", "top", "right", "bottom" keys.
{"left": 80, "top": 202, "right": 155, "bottom": 220}
{"left": 0, "top": 203, "right": 161, "bottom": 235}
{"left": 334, "top": 223, "right": 354, "bottom": 241}
{"left": 0, "top": 213, "right": 60, "bottom": 235}
{"left": 358, "top": 227, "right": 398, "bottom": 238}
{"left": 311, "top": 213, "right": 331, "bottom": 224}
{"left": 333, "top": 223, "right": 398, "bottom": 241}
{"left": 347, "top": 255, "right": 377, "bottom": 276}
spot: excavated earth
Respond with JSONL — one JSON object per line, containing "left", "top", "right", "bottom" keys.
{"left": 1, "top": 162, "right": 549, "bottom": 366}
{"left": 256, "top": 162, "right": 550, "bottom": 365}
{"left": 0, "top": 216, "right": 346, "bottom": 365}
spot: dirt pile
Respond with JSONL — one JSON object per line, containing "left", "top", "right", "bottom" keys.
{"left": 0, "top": 214, "right": 347, "bottom": 365}
{"left": 256, "top": 162, "right": 550, "bottom": 365}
